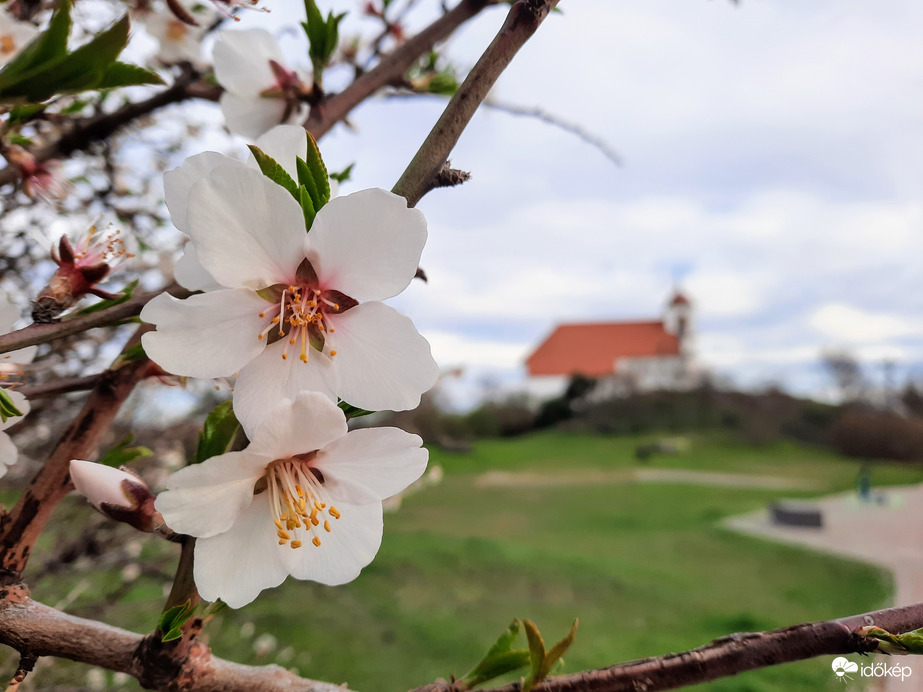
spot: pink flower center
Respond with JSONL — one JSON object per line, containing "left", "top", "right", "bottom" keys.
{"left": 255, "top": 262, "right": 357, "bottom": 363}
{"left": 265, "top": 456, "right": 341, "bottom": 549}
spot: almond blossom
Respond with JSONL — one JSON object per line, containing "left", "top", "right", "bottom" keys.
{"left": 155, "top": 392, "right": 427, "bottom": 608}
{"left": 140, "top": 2, "right": 217, "bottom": 68}
{"left": 0, "top": 11, "right": 38, "bottom": 67}
{"left": 213, "top": 29, "right": 308, "bottom": 139}
{"left": 0, "top": 296, "right": 34, "bottom": 479}
{"left": 69, "top": 460, "right": 163, "bottom": 533}
{"left": 142, "top": 134, "right": 439, "bottom": 432}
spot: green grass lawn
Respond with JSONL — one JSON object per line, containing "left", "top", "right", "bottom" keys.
{"left": 6, "top": 430, "right": 922, "bottom": 690}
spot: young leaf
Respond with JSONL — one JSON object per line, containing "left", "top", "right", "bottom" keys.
{"left": 296, "top": 156, "right": 321, "bottom": 211}
{"left": 304, "top": 131, "right": 330, "bottom": 204}
{"left": 72, "top": 279, "right": 138, "bottom": 316}
{"left": 97, "top": 434, "right": 153, "bottom": 468}
{"left": 248, "top": 145, "right": 299, "bottom": 199}
{"left": 329, "top": 162, "right": 354, "bottom": 183}
{"left": 461, "top": 619, "right": 531, "bottom": 689}
{"left": 299, "top": 185, "right": 316, "bottom": 231}
{"left": 0, "top": 0, "right": 72, "bottom": 89}
{"left": 337, "top": 401, "right": 376, "bottom": 419}
{"left": 97, "top": 61, "right": 164, "bottom": 89}
{"left": 157, "top": 600, "right": 197, "bottom": 642}
{"left": 0, "top": 388, "right": 24, "bottom": 424}
{"left": 195, "top": 401, "right": 241, "bottom": 464}
{"left": 521, "top": 619, "right": 578, "bottom": 692}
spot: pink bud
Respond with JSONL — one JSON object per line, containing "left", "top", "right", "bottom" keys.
{"left": 70, "top": 460, "right": 163, "bottom": 533}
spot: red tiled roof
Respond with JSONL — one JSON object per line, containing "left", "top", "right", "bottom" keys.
{"left": 526, "top": 321, "right": 680, "bottom": 377}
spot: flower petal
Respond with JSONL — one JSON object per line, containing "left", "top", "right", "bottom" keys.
{"left": 213, "top": 29, "right": 283, "bottom": 95}
{"left": 0, "top": 389, "right": 29, "bottom": 432}
{"left": 316, "top": 427, "right": 427, "bottom": 504}
{"left": 156, "top": 450, "right": 269, "bottom": 538}
{"left": 329, "top": 302, "right": 439, "bottom": 411}
{"left": 164, "top": 151, "right": 230, "bottom": 234}
{"left": 220, "top": 92, "right": 298, "bottom": 141}
{"left": 282, "top": 500, "right": 382, "bottom": 586}
{"left": 70, "top": 460, "right": 139, "bottom": 510}
{"left": 252, "top": 125, "right": 307, "bottom": 181}
{"left": 0, "top": 432, "right": 17, "bottom": 479}
{"left": 193, "top": 493, "right": 289, "bottom": 608}
{"left": 233, "top": 339, "right": 338, "bottom": 435}
{"left": 141, "top": 289, "right": 269, "bottom": 379}
{"left": 2, "top": 345, "right": 37, "bottom": 365}
{"left": 186, "top": 164, "right": 305, "bottom": 289}
{"left": 173, "top": 243, "right": 223, "bottom": 292}
{"left": 248, "top": 391, "right": 347, "bottom": 460}
{"left": 307, "top": 189, "right": 427, "bottom": 301}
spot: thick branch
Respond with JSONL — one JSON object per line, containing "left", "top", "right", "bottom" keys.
{"left": 0, "top": 284, "right": 189, "bottom": 355}
{"left": 305, "top": 0, "right": 494, "bottom": 139}
{"left": 0, "top": 338, "right": 152, "bottom": 581}
{"left": 415, "top": 603, "right": 923, "bottom": 692}
{"left": 0, "top": 589, "right": 347, "bottom": 692}
{"left": 392, "top": 0, "right": 560, "bottom": 207}
{"left": 0, "top": 70, "right": 219, "bottom": 188}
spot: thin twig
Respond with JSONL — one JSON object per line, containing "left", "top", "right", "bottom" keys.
{"left": 305, "top": 0, "right": 496, "bottom": 140}
{"left": 0, "top": 284, "right": 189, "bottom": 356}
{"left": 17, "top": 373, "right": 104, "bottom": 399}
{"left": 414, "top": 603, "right": 923, "bottom": 692}
{"left": 392, "top": 0, "right": 561, "bottom": 207}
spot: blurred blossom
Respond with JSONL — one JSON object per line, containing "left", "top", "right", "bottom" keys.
{"left": 0, "top": 10, "right": 38, "bottom": 66}
{"left": 213, "top": 30, "right": 309, "bottom": 139}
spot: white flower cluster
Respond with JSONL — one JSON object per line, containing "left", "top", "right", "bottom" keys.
{"left": 116, "top": 125, "right": 437, "bottom": 607}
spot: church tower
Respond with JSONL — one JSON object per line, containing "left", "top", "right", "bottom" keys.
{"left": 664, "top": 289, "right": 693, "bottom": 351}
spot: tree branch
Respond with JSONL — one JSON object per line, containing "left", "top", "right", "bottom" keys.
{"left": 304, "top": 0, "right": 496, "bottom": 140}
{"left": 392, "top": 0, "right": 561, "bottom": 207}
{"left": 0, "top": 588, "right": 348, "bottom": 692}
{"left": 0, "top": 284, "right": 189, "bottom": 356}
{"left": 17, "top": 373, "right": 104, "bottom": 399}
{"left": 0, "top": 69, "right": 220, "bottom": 189}
{"left": 0, "top": 331, "right": 153, "bottom": 582}
{"left": 414, "top": 603, "right": 923, "bottom": 692}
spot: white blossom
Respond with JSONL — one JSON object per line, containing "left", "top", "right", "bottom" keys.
{"left": 0, "top": 295, "right": 33, "bottom": 479}
{"left": 213, "top": 29, "right": 308, "bottom": 139}
{"left": 0, "top": 11, "right": 38, "bottom": 67}
{"left": 143, "top": 129, "right": 439, "bottom": 432}
{"left": 155, "top": 392, "right": 428, "bottom": 608}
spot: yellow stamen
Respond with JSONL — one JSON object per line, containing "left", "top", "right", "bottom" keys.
{"left": 290, "top": 540, "right": 303, "bottom": 549}
{"left": 312, "top": 537, "right": 322, "bottom": 547}
{"left": 329, "top": 507, "right": 340, "bottom": 519}
{"left": 324, "top": 520, "right": 331, "bottom": 532}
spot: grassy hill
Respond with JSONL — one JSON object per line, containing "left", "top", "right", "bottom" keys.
{"left": 8, "top": 430, "right": 923, "bottom": 690}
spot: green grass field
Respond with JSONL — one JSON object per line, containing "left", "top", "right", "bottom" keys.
{"left": 8, "top": 430, "right": 923, "bottom": 690}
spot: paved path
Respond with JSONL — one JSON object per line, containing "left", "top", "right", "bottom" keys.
{"left": 727, "top": 485, "right": 923, "bottom": 691}
{"left": 475, "top": 468, "right": 816, "bottom": 490}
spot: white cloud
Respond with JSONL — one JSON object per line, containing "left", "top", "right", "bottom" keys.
{"left": 810, "top": 303, "right": 919, "bottom": 343}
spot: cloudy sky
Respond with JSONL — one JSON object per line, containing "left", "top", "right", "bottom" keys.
{"left": 161, "top": 0, "right": 923, "bottom": 407}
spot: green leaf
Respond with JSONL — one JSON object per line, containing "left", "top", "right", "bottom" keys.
{"left": 298, "top": 185, "right": 316, "bottom": 231}
{"left": 0, "top": 0, "right": 72, "bottom": 89}
{"left": 0, "top": 388, "right": 24, "bottom": 424}
{"left": 329, "top": 162, "right": 354, "bottom": 183}
{"left": 158, "top": 600, "right": 197, "bottom": 642}
{"left": 248, "top": 145, "right": 299, "bottom": 199}
{"left": 522, "top": 619, "right": 545, "bottom": 692}
{"left": 4, "top": 133, "right": 33, "bottom": 147}
{"left": 72, "top": 279, "right": 138, "bottom": 316}
{"left": 195, "top": 401, "right": 241, "bottom": 464}
{"left": 0, "top": 13, "right": 155, "bottom": 103}
{"left": 7, "top": 103, "right": 46, "bottom": 124}
{"left": 461, "top": 620, "right": 532, "bottom": 689}
{"left": 859, "top": 626, "right": 923, "bottom": 655}
{"left": 98, "top": 433, "right": 153, "bottom": 468}
{"left": 427, "top": 72, "right": 459, "bottom": 96}
{"left": 337, "top": 401, "right": 375, "bottom": 419}
{"left": 521, "top": 619, "right": 578, "bottom": 692}
{"left": 97, "top": 61, "right": 164, "bottom": 89}
{"left": 296, "top": 157, "right": 322, "bottom": 211}
{"left": 114, "top": 342, "right": 147, "bottom": 366}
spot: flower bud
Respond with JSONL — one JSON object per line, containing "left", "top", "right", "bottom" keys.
{"left": 70, "top": 460, "right": 163, "bottom": 533}
{"left": 32, "top": 223, "right": 133, "bottom": 323}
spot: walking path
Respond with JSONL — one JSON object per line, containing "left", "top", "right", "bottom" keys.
{"left": 726, "top": 484, "right": 923, "bottom": 691}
